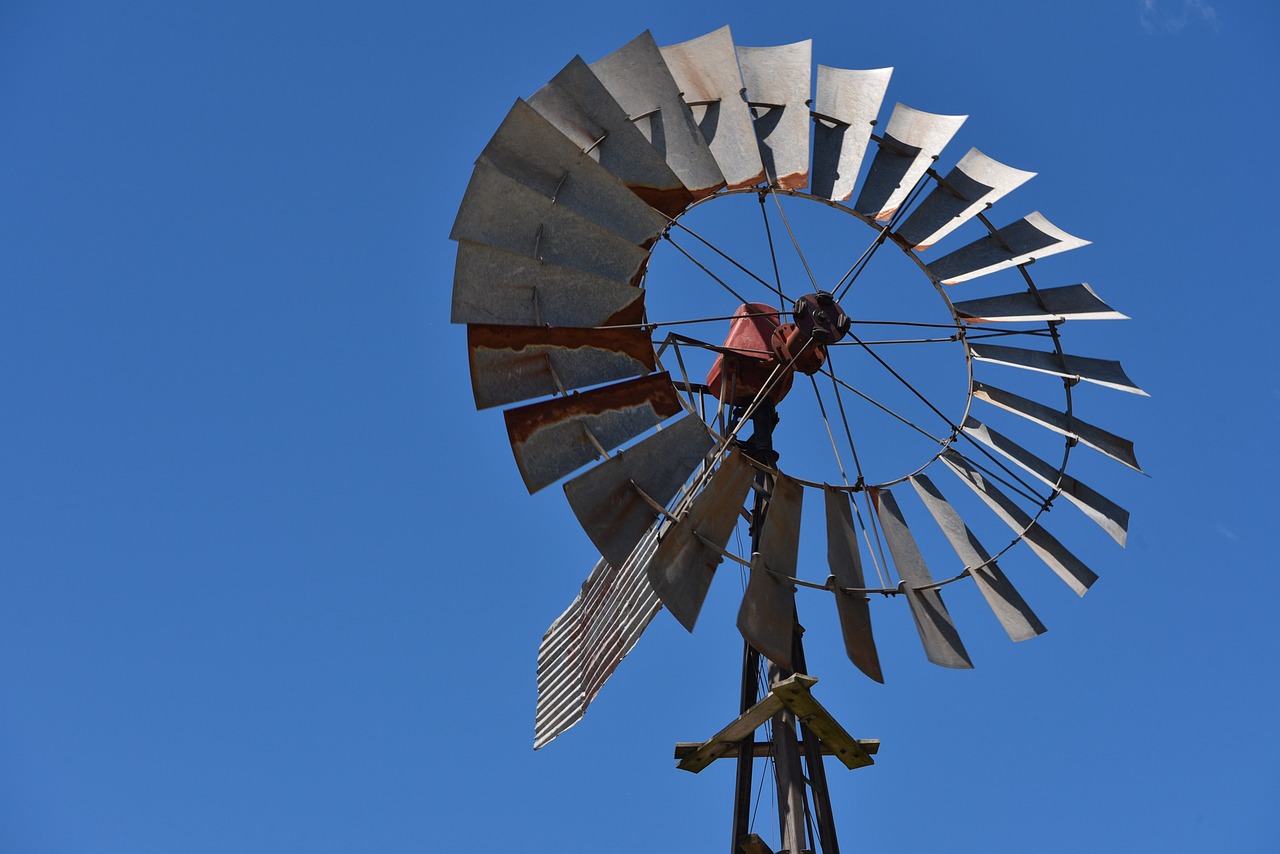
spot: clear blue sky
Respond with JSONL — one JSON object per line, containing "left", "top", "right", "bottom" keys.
{"left": 1, "top": 2, "right": 1276, "bottom": 852}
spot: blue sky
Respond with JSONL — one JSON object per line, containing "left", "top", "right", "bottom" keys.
{"left": 1, "top": 2, "right": 1276, "bottom": 852}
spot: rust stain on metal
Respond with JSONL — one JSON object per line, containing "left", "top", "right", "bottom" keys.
{"left": 503, "top": 373, "right": 681, "bottom": 447}
{"left": 467, "top": 324, "right": 656, "bottom": 370}
{"left": 630, "top": 184, "right": 696, "bottom": 219}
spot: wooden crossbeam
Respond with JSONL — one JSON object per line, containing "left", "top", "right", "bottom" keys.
{"left": 675, "top": 673, "right": 876, "bottom": 773}
{"left": 674, "top": 739, "right": 880, "bottom": 762}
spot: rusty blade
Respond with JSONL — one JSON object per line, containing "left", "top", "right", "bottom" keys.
{"left": 910, "top": 474, "right": 1046, "bottom": 642}
{"left": 824, "top": 486, "right": 884, "bottom": 683}
{"left": 895, "top": 148, "right": 1036, "bottom": 250}
{"left": 854, "top": 103, "right": 967, "bottom": 222}
{"left": 450, "top": 240, "right": 645, "bottom": 328}
{"left": 961, "top": 416, "right": 1129, "bottom": 546}
{"left": 737, "top": 473, "right": 802, "bottom": 669}
{"left": 954, "top": 283, "right": 1127, "bottom": 323}
{"left": 528, "top": 55, "right": 694, "bottom": 218}
{"left": 467, "top": 324, "right": 656, "bottom": 410}
{"left": 941, "top": 451, "right": 1097, "bottom": 596}
{"left": 970, "top": 342, "right": 1149, "bottom": 396}
{"left": 479, "top": 99, "right": 668, "bottom": 246}
{"left": 737, "top": 40, "right": 812, "bottom": 190}
{"left": 811, "top": 65, "right": 891, "bottom": 202}
{"left": 872, "top": 488, "right": 972, "bottom": 669}
{"left": 451, "top": 160, "right": 650, "bottom": 284}
{"left": 590, "top": 31, "right": 726, "bottom": 199}
{"left": 535, "top": 530, "right": 662, "bottom": 749}
{"left": 926, "top": 211, "right": 1090, "bottom": 284}
{"left": 972, "top": 381, "right": 1143, "bottom": 472}
{"left": 563, "top": 414, "right": 714, "bottom": 569}
{"left": 647, "top": 447, "right": 756, "bottom": 631}
{"left": 659, "top": 27, "right": 765, "bottom": 190}
{"left": 504, "top": 373, "right": 683, "bottom": 493}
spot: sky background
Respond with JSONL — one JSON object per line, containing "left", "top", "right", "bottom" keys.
{"left": 1, "top": 1, "right": 1277, "bottom": 852}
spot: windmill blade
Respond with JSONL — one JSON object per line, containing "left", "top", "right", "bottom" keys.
{"left": 972, "top": 381, "right": 1143, "bottom": 472}
{"left": 872, "top": 488, "right": 972, "bottom": 669}
{"left": 478, "top": 99, "right": 669, "bottom": 246}
{"left": 467, "top": 324, "right": 656, "bottom": 410}
{"left": 961, "top": 417, "right": 1129, "bottom": 546}
{"left": 737, "top": 473, "right": 803, "bottom": 670}
{"left": 824, "top": 487, "right": 884, "bottom": 683}
{"left": 737, "top": 40, "right": 812, "bottom": 190}
{"left": 659, "top": 27, "right": 766, "bottom": 190}
{"left": 647, "top": 447, "right": 757, "bottom": 631}
{"left": 910, "top": 474, "right": 1046, "bottom": 642}
{"left": 529, "top": 55, "right": 694, "bottom": 217}
{"left": 563, "top": 414, "right": 715, "bottom": 569}
{"left": 954, "top": 283, "right": 1127, "bottom": 323}
{"left": 894, "top": 148, "right": 1036, "bottom": 250}
{"left": 926, "top": 212, "right": 1090, "bottom": 284}
{"left": 451, "top": 161, "right": 650, "bottom": 284}
{"left": 970, "top": 342, "right": 1148, "bottom": 396}
{"left": 810, "top": 65, "right": 891, "bottom": 202}
{"left": 590, "top": 31, "right": 726, "bottom": 199}
{"left": 854, "top": 103, "right": 967, "bottom": 222}
{"left": 941, "top": 451, "right": 1097, "bottom": 596}
{"left": 504, "top": 373, "right": 684, "bottom": 493}
{"left": 450, "top": 240, "right": 646, "bottom": 328}
{"left": 535, "top": 530, "right": 663, "bottom": 749}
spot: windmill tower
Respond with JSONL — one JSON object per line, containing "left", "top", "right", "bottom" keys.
{"left": 451, "top": 26, "right": 1142, "bottom": 854}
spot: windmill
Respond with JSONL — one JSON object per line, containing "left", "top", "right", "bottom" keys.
{"left": 451, "top": 26, "right": 1142, "bottom": 854}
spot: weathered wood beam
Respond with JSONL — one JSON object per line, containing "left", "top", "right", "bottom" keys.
{"left": 675, "top": 673, "right": 876, "bottom": 773}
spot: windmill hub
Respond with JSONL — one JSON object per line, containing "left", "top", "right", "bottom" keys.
{"left": 769, "top": 291, "right": 850, "bottom": 377}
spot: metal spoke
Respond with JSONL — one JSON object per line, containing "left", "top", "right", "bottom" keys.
{"left": 668, "top": 219, "right": 784, "bottom": 301}
{"left": 756, "top": 193, "right": 791, "bottom": 308}
{"left": 664, "top": 234, "right": 754, "bottom": 306}
{"left": 764, "top": 187, "right": 821, "bottom": 293}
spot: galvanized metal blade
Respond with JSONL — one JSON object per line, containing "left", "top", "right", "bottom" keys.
{"left": 824, "top": 486, "right": 884, "bottom": 683}
{"left": 854, "top": 103, "right": 967, "bottom": 222}
{"left": 737, "top": 473, "right": 803, "bottom": 669}
{"left": 563, "top": 414, "right": 715, "bottom": 569}
{"left": 909, "top": 474, "right": 1046, "bottom": 642}
{"left": 953, "top": 283, "right": 1127, "bottom": 323}
{"left": 535, "top": 530, "right": 662, "bottom": 748}
{"left": 871, "top": 488, "right": 972, "bottom": 669}
{"left": 589, "top": 31, "right": 726, "bottom": 199}
{"left": 467, "top": 324, "right": 656, "bottom": 410}
{"left": 737, "top": 40, "right": 812, "bottom": 190}
{"left": 970, "top": 342, "right": 1148, "bottom": 396}
{"left": 894, "top": 148, "right": 1036, "bottom": 250}
{"left": 647, "top": 447, "right": 757, "bottom": 631}
{"left": 479, "top": 99, "right": 669, "bottom": 246}
{"left": 659, "top": 27, "right": 766, "bottom": 190}
{"left": 504, "top": 373, "right": 684, "bottom": 493}
{"left": 972, "top": 381, "right": 1143, "bottom": 472}
{"left": 941, "top": 451, "right": 1097, "bottom": 596}
{"left": 451, "top": 161, "right": 650, "bottom": 284}
{"left": 810, "top": 65, "right": 891, "bottom": 202}
{"left": 926, "top": 211, "right": 1090, "bottom": 284}
{"left": 450, "top": 240, "right": 645, "bottom": 328}
{"left": 961, "top": 416, "right": 1129, "bottom": 546}
{"left": 529, "top": 55, "right": 695, "bottom": 218}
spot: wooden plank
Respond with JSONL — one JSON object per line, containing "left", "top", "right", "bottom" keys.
{"left": 676, "top": 673, "right": 879, "bottom": 774}
{"left": 772, "top": 678, "right": 875, "bottom": 770}
{"left": 674, "top": 739, "right": 881, "bottom": 761}
{"left": 675, "top": 674, "right": 814, "bottom": 773}
{"left": 738, "top": 835, "right": 775, "bottom": 854}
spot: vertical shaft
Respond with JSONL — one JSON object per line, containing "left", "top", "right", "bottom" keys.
{"left": 794, "top": 631, "right": 839, "bottom": 853}
{"left": 770, "top": 662, "right": 809, "bottom": 853}
{"left": 730, "top": 642, "right": 760, "bottom": 853}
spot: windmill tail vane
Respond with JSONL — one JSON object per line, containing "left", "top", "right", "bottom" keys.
{"left": 451, "top": 24, "right": 1142, "bottom": 854}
